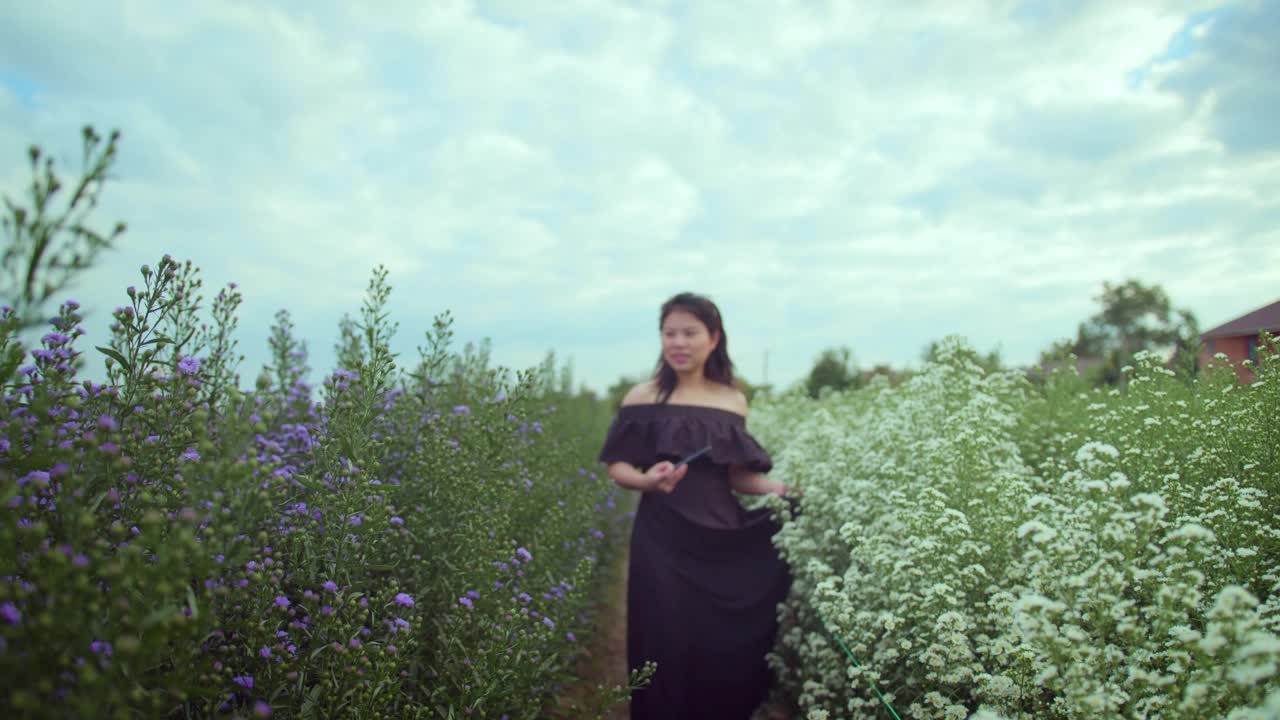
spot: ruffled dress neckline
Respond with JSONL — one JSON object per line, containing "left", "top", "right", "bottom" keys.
{"left": 599, "top": 402, "right": 772, "bottom": 476}
{"left": 617, "top": 402, "right": 747, "bottom": 420}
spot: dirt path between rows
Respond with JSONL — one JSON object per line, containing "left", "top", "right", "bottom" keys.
{"left": 550, "top": 535, "right": 633, "bottom": 719}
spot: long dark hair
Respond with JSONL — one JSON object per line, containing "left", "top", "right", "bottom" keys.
{"left": 653, "top": 292, "right": 738, "bottom": 403}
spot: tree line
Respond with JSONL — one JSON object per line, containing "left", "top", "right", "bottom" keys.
{"left": 796, "top": 278, "right": 1202, "bottom": 398}
{"left": 593, "top": 278, "right": 1205, "bottom": 407}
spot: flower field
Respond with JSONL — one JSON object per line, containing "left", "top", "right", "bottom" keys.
{"left": 4, "top": 132, "right": 1278, "bottom": 720}
{"left": 751, "top": 338, "right": 1280, "bottom": 719}
{"left": 0, "top": 257, "right": 634, "bottom": 718}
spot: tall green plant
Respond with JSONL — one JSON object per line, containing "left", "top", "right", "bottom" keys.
{"left": 1, "top": 126, "right": 125, "bottom": 389}
{"left": 1, "top": 126, "right": 125, "bottom": 330}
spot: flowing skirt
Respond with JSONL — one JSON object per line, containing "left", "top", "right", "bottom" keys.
{"left": 626, "top": 494, "right": 792, "bottom": 720}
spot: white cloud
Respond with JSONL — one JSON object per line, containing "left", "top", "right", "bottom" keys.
{"left": 1, "top": 0, "right": 1276, "bottom": 394}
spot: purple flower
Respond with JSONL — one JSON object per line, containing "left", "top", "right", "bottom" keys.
{"left": 348, "top": 515, "right": 362, "bottom": 527}
{"left": 349, "top": 638, "right": 361, "bottom": 649}
{"left": 322, "top": 580, "right": 338, "bottom": 593}
{"left": 274, "top": 596, "right": 289, "bottom": 608}
{"left": 182, "top": 447, "right": 201, "bottom": 462}
{"left": 389, "top": 516, "right": 404, "bottom": 526}
{"left": 259, "top": 647, "right": 271, "bottom": 658}
{"left": 394, "top": 593, "right": 414, "bottom": 608}
{"left": 233, "top": 676, "right": 254, "bottom": 690}
{"left": 543, "top": 616, "right": 556, "bottom": 629}
{"left": 90, "top": 640, "right": 113, "bottom": 656}
{"left": 253, "top": 700, "right": 273, "bottom": 718}
{"left": 567, "top": 632, "right": 576, "bottom": 642}
{"left": 459, "top": 596, "right": 473, "bottom": 608}
{"left": 452, "top": 405, "right": 471, "bottom": 416}
{"left": 17, "top": 471, "right": 48, "bottom": 487}
{"left": 321, "top": 605, "right": 334, "bottom": 615}
{"left": 516, "top": 547, "right": 532, "bottom": 562}
{"left": 177, "top": 356, "right": 200, "bottom": 376}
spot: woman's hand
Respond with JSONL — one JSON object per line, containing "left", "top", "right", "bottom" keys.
{"left": 644, "top": 461, "right": 688, "bottom": 493}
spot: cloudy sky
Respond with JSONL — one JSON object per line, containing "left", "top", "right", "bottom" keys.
{"left": 2, "top": 0, "right": 1277, "bottom": 395}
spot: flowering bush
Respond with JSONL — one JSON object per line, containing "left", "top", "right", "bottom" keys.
{"left": 0, "top": 261, "right": 632, "bottom": 718}
{"left": 0, "top": 130, "right": 634, "bottom": 718}
{"left": 753, "top": 337, "right": 1280, "bottom": 719}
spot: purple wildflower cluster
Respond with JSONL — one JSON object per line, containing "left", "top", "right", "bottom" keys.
{"left": 0, "top": 263, "right": 632, "bottom": 718}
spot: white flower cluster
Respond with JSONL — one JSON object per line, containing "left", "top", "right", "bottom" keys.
{"left": 753, "top": 336, "right": 1280, "bottom": 719}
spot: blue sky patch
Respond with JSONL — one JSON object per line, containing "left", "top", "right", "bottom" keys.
{"left": 1126, "top": 5, "right": 1229, "bottom": 89}
{"left": 0, "top": 69, "right": 37, "bottom": 107}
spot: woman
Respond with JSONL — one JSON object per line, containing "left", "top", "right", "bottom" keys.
{"left": 597, "top": 292, "right": 798, "bottom": 720}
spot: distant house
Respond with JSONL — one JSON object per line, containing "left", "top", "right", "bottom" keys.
{"left": 1199, "top": 299, "right": 1280, "bottom": 383}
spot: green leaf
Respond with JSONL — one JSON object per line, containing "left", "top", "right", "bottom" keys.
{"left": 301, "top": 685, "right": 323, "bottom": 720}
{"left": 96, "top": 345, "right": 131, "bottom": 372}
{"left": 88, "top": 490, "right": 110, "bottom": 514}
{"left": 185, "top": 585, "right": 199, "bottom": 619}
{"left": 140, "top": 334, "right": 174, "bottom": 348}
{"left": 140, "top": 604, "right": 176, "bottom": 630}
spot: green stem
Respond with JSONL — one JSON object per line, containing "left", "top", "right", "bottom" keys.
{"left": 818, "top": 608, "right": 903, "bottom": 720}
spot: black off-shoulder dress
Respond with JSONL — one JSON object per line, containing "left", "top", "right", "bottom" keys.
{"left": 597, "top": 403, "right": 792, "bottom": 720}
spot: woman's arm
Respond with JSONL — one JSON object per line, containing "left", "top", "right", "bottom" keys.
{"left": 727, "top": 393, "right": 798, "bottom": 496}
{"left": 728, "top": 465, "right": 796, "bottom": 496}
{"left": 607, "top": 461, "right": 687, "bottom": 493}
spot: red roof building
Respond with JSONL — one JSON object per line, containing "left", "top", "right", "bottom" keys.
{"left": 1199, "top": 299, "right": 1280, "bottom": 383}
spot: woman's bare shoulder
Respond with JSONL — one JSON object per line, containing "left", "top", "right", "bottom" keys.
{"left": 620, "top": 380, "right": 660, "bottom": 407}
{"left": 685, "top": 383, "right": 748, "bottom": 415}
{"left": 619, "top": 380, "right": 747, "bottom": 414}
{"left": 723, "top": 385, "right": 749, "bottom": 416}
